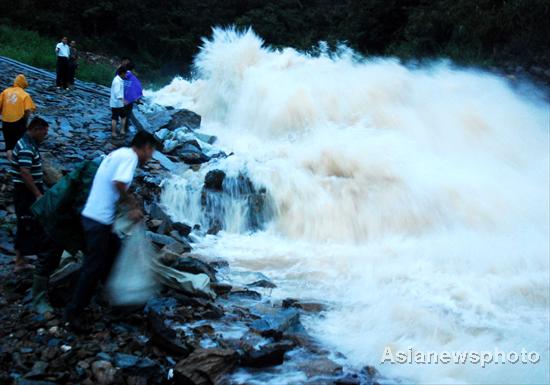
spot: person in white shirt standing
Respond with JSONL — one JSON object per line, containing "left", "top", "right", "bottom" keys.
{"left": 110, "top": 67, "right": 128, "bottom": 137}
{"left": 55, "top": 37, "right": 70, "bottom": 89}
{"left": 64, "top": 131, "right": 156, "bottom": 328}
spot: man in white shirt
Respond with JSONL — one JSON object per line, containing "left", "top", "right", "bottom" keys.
{"left": 64, "top": 131, "right": 156, "bottom": 327}
{"left": 110, "top": 67, "right": 128, "bottom": 137}
{"left": 55, "top": 37, "right": 70, "bottom": 89}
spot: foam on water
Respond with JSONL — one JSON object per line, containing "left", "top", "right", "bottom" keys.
{"left": 151, "top": 28, "right": 550, "bottom": 384}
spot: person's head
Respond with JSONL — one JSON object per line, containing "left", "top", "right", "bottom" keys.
{"left": 120, "top": 57, "right": 131, "bottom": 66}
{"left": 61, "top": 36, "right": 68, "bottom": 44}
{"left": 131, "top": 131, "right": 156, "bottom": 164}
{"left": 125, "top": 61, "right": 135, "bottom": 72}
{"left": 14, "top": 74, "right": 28, "bottom": 89}
{"left": 70, "top": 40, "right": 76, "bottom": 47}
{"left": 116, "top": 66, "right": 127, "bottom": 79}
{"left": 27, "top": 117, "right": 49, "bottom": 144}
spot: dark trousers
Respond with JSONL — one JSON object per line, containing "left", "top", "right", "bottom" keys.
{"left": 65, "top": 216, "right": 121, "bottom": 318}
{"left": 56, "top": 57, "right": 69, "bottom": 88}
{"left": 2, "top": 117, "right": 27, "bottom": 151}
{"left": 14, "top": 184, "right": 63, "bottom": 276}
{"left": 124, "top": 102, "right": 134, "bottom": 131}
{"left": 68, "top": 61, "right": 77, "bottom": 85}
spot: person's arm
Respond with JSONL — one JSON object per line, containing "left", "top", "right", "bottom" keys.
{"left": 114, "top": 181, "right": 142, "bottom": 221}
{"left": 20, "top": 167, "right": 43, "bottom": 199}
{"left": 117, "top": 80, "right": 127, "bottom": 105}
{"left": 24, "top": 95, "right": 36, "bottom": 119}
{"left": 55, "top": 44, "right": 60, "bottom": 54}
{"left": 112, "top": 155, "right": 141, "bottom": 221}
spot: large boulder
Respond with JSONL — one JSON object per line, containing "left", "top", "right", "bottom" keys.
{"left": 168, "top": 109, "right": 201, "bottom": 131}
{"left": 148, "top": 312, "right": 193, "bottom": 357}
{"left": 144, "top": 108, "right": 201, "bottom": 132}
{"left": 178, "top": 140, "right": 210, "bottom": 165}
{"left": 203, "top": 170, "right": 225, "bottom": 191}
{"left": 250, "top": 307, "right": 303, "bottom": 339}
{"left": 173, "top": 348, "right": 238, "bottom": 385}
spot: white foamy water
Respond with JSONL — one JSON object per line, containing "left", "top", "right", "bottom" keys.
{"left": 150, "top": 28, "right": 550, "bottom": 384}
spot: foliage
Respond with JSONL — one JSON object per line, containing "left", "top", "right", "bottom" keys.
{"left": 0, "top": 0, "right": 548, "bottom": 81}
{"left": 0, "top": 24, "right": 113, "bottom": 85}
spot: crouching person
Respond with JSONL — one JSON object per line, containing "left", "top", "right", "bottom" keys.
{"left": 10, "top": 117, "right": 63, "bottom": 312}
{"left": 64, "top": 132, "right": 156, "bottom": 328}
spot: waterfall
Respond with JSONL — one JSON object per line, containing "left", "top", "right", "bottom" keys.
{"left": 150, "top": 28, "right": 550, "bottom": 385}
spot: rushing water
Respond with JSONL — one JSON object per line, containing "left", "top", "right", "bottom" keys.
{"left": 149, "top": 28, "right": 550, "bottom": 384}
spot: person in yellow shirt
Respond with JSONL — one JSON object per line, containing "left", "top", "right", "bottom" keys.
{"left": 0, "top": 74, "right": 37, "bottom": 160}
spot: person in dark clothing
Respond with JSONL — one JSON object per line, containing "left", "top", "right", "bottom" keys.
{"left": 67, "top": 40, "right": 79, "bottom": 87}
{"left": 64, "top": 132, "right": 156, "bottom": 328}
{"left": 122, "top": 61, "right": 143, "bottom": 132}
{"left": 55, "top": 37, "right": 70, "bottom": 89}
{"left": 10, "top": 117, "right": 63, "bottom": 312}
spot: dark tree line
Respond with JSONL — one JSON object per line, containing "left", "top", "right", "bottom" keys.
{"left": 2, "top": 0, "right": 548, "bottom": 79}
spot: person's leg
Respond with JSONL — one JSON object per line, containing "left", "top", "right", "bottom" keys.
{"left": 32, "top": 225, "right": 63, "bottom": 313}
{"left": 111, "top": 108, "right": 118, "bottom": 137}
{"left": 111, "top": 119, "right": 117, "bottom": 137}
{"left": 13, "top": 185, "right": 37, "bottom": 271}
{"left": 64, "top": 217, "right": 115, "bottom": 321}
{"left": 100, "top": 231, "right": 122, "bottom": 283}
{"left": 123, "top": 103, "right": 134, "bottom": 132}
{"left": 120, "top": 117, "right": 127, "bottom": 135}
{"left": 56, "top": 57, "right": 63, "bottom": 88}
{"left": 67, "top": 63, "right": 75, "bottom": 86}
{"left": 2, "top": 122, "right": 12, "bottom": 160}
{"left": 62, "top": 58, "right": 70, "bottom": 89}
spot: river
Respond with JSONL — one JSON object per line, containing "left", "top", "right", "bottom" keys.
{"left": 148, "top": 28, "right": 550, "bottom": 384}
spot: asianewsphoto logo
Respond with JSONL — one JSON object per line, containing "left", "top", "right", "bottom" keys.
{"left": 381, "top": 347, "right": 541, "bottom": 368}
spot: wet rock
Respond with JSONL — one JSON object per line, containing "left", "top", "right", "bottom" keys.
{"left": 247, "top": 279, "right": 277, "bottom": 289}
{"left": 148, "top": 312, "right": 192, "bottom": 357}
{"left": 250, "top": 307, "right": 303, "bottom": 339}
{"left": 178, "top": 140, "right": 210, "bottom": 165}
{"left": 241, "top": 340, "right": 295, "bottom": 367}
{"left": 299, "top": 357, "right": 343, "bottom": 378}
{"left": 203, "top": 170, "right": 225, "bottom": 191}
{"left": 172, "top": 222, "right": 192, "bottom": 237}
{"left": 173, "top": 348, "right": 238, "bottom": 385}
{"left": 148, "top": 202, "right": 171, "bottom": 223}
{"left": 91, "top": 360, "right": 117, "bottom": 385}
{"left": 146, "top": 231, "right": 178, "bottom": 247}
{"left": 17, "top": 380, "right": 59, "bottom": 385}
{"left": 41, "top": 155, "right": 64, "bottom": 186}
{"left": 334, "top": 373, "right": 362, "bottom": 385}
{"left": 159, "top": 248, "right": 180, "bottom": 266}
{"left": 206, "top": 220, "right": 222, "bottom": 235}
{"left": 168, "top": 109, "right": 201, "bottom": 131}
{"left": 282, "top": 298, "right": 327, "bottom": 313}
{"left": 173, "top": 255, "right": 217, "bottom": 282}
{"left": 211, "top": 282, "right": 232, "bottom": 296}
{"left": 24, "top": 360, "right": 49, "bottom": 379}
{"left": 163, "top": 240, "right": 191, "bottom": 256}
{"left": 113, "top": 353, "right": 159, "bottom": 377}
{"left": 230, "top": 289, "right": 261, "bottom": 301}
{"left": 144, "top": 297, "right": 178, "bottom": 316}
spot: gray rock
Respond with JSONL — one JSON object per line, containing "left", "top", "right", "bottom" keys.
{"left": 168, "top": 109, "right": 201, "bottom": 130}
{"left": 250, "top": 307, "right": 303, "bottom": 338}
{"left": 241, "top": 340, "right": 295, "bottom": 367}
{"left": 204, "top": 170, "right": 225, "bottom": 191}
{"left": 146, "top": 231, "right": 177, "bottom": 247}
{"left": 174, "top": 348, "right": 238, "bottom": 385}
{"left": 173, "top": 255, "right": 217, "bottom": 282}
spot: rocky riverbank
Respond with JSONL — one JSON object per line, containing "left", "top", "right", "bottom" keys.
{"left": 0, "top": 58, "right": 381, "bottom": 384}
